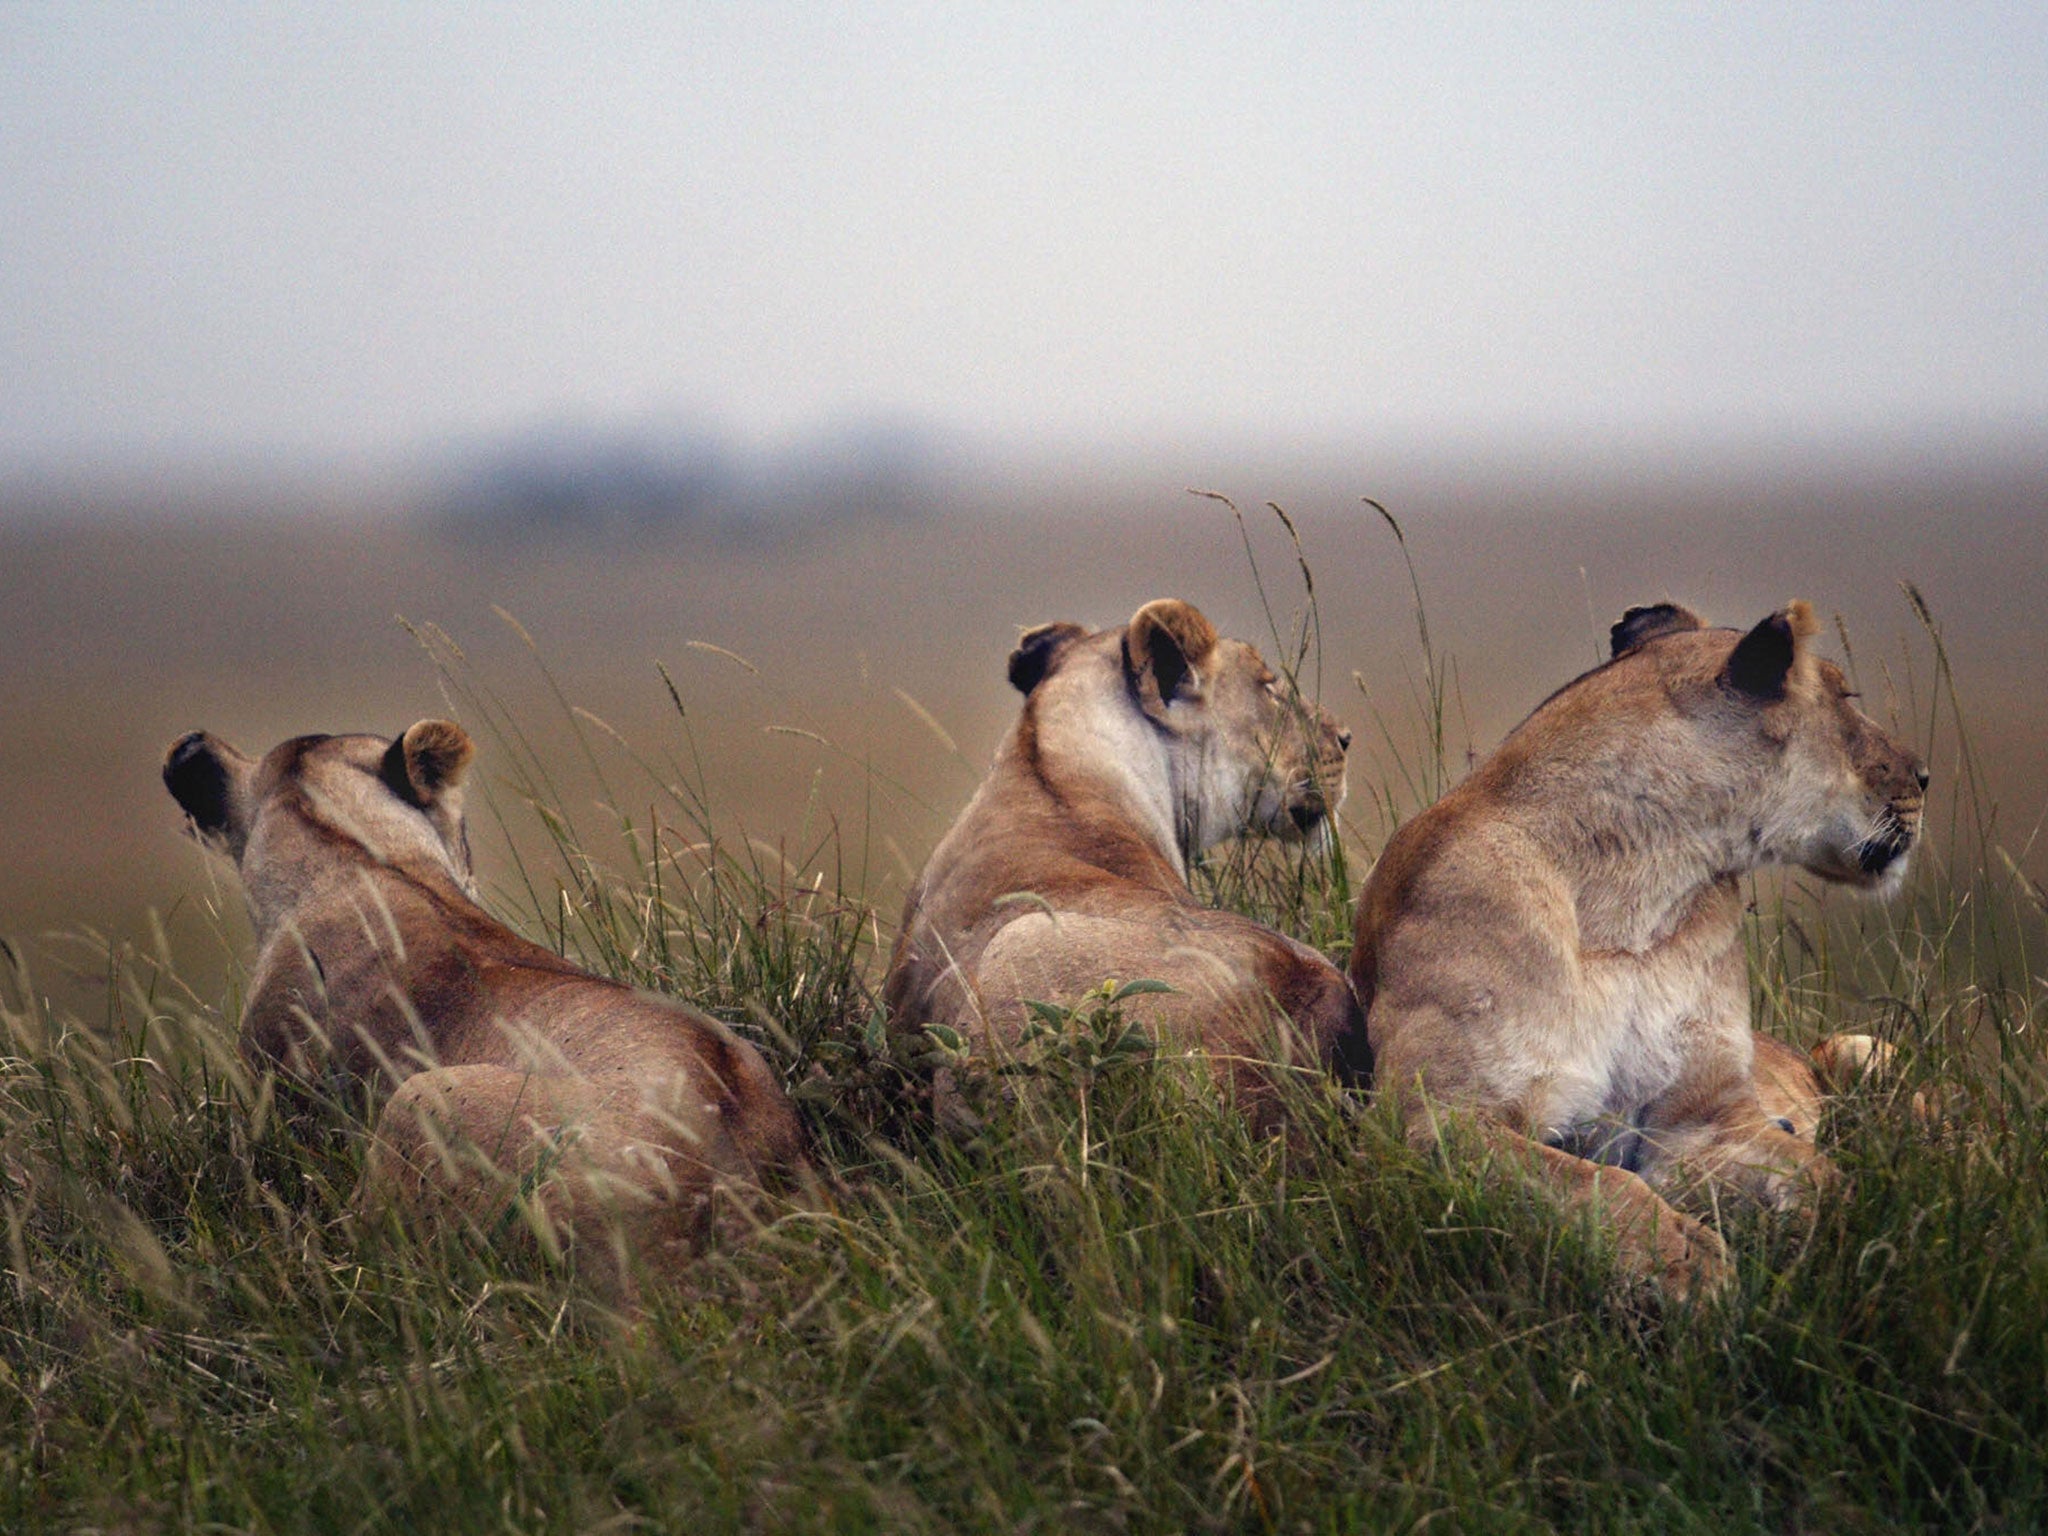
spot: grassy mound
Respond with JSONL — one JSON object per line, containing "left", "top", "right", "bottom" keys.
{"left": 3, "top": 524, "right": 2042, "bottom": 1532}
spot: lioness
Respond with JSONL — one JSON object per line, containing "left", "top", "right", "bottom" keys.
{"left": 886, "top": 598, "right": 1367, "bottom": 1123}
{"left": 164, "top": 720, "right": 805, "bottom": 1291}
{"left": 1351, "top": 600, "right": 1926, "bottom": 1298}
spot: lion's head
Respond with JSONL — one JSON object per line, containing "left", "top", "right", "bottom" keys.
{"left": 1008, "top": 598, "right": 1350, "bottom": 858}
{"left": 164, "top": 720, "right": 478, "bottom": 925}
{"left": 1609, "top": 600, "right": 1927, "bottom": 890}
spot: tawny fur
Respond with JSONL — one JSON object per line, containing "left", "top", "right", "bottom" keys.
{"left": 886, "top": 599, "right": 1367, "bottom": 1126}
{"left": 1754, "top": 1031, "right": 1944, "bottom": 1132}
{"left": 164, "top": 721, "right": 805, "bottom": 1295}
{"left": 1351, "top": 600, "right": 1927, "bottom": 1299}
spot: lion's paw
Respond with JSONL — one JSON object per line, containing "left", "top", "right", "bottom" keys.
{"left": 1601, "top": 1186, "right": 1734, "bottom": 1303}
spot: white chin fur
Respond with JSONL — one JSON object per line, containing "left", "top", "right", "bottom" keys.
{"left": 1304, "top": 816, "right": 1336, "bottom": 857}
{"left": 1869, "top": 845, "right": 1914, "bottom": 897}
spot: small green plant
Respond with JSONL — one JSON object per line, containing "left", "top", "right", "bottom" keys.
{"left": 1008, "top": 978, "right": 1166, "bottom": 1176}
{"left": 1014, "top": 978, "right": 1164, "bottom": 1084}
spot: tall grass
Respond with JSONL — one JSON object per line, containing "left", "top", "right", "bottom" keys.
{"left": 3, "top": 522, "right": 2045, "bottom": 1532}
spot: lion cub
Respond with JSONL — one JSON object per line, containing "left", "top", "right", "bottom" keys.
{"left": 1351, "top": 600, "right": 1926, "bottom": 1299}
{"left": 886, "top": 598, "right": 1367, "bottom": 1124}
{"left": 165, "top": 720, "right": 805, "bottom": 1291}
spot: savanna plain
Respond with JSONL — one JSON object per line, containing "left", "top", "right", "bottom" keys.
{"left": 3, "top": 450, "right": 2046, "bottom": 1531}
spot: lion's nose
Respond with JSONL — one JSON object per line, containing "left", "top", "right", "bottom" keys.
{"left": 1337, "top": 728, "right": 1353, "bottom": 752}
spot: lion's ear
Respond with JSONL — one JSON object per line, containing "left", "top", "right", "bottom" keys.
{"left": 1125, "top": 599, "right": 1219, "bottom": 721}
{"left": 1809, "top": 1032, "right": 1895, "bottom": 1091}
{"left": 1724, "top": 600, "right": 1819, "bottom": 700}
{"left": 1008, "top": 622, "right": 1088, "bottom": 695}
{"left": 381, "top": 720, "right": 475, "bottom": 810}
{"left": 1610, "top": 602, "right": 1703, "bottom": 658}
{"left": 163, "top": 731, "right": 252, "bottom": 841}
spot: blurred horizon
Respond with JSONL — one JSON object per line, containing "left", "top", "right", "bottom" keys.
{"left": 8, "top": 415, "right": 2046, "bottom": 532}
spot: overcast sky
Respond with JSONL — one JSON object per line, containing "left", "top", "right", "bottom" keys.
{"left": 3, "top": 3, "right": 2044, "bottom": 477}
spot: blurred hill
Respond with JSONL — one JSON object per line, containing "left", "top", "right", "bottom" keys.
{"left": 430, "top": 419, "right": 951, "bottom": 543}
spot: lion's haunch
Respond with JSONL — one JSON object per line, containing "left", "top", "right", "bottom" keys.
{"left": 164, "top": 721, "right": 806, "bottom": 1298}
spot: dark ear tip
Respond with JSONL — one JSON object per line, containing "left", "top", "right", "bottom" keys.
{"left": 1008, "top": 622, "right": 1085, "bottom": 695}
{"left": 1006, "top": 650, "right": 1045, "bottom": 694}
{"left": 1609, "top": 601, "right": 1703, "bottom": 659}
{"left": 163, "top": 731, "right": 209, "bottom": 780}
{"left": 163, "top": 732, "right": 233, "bottom": 830}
